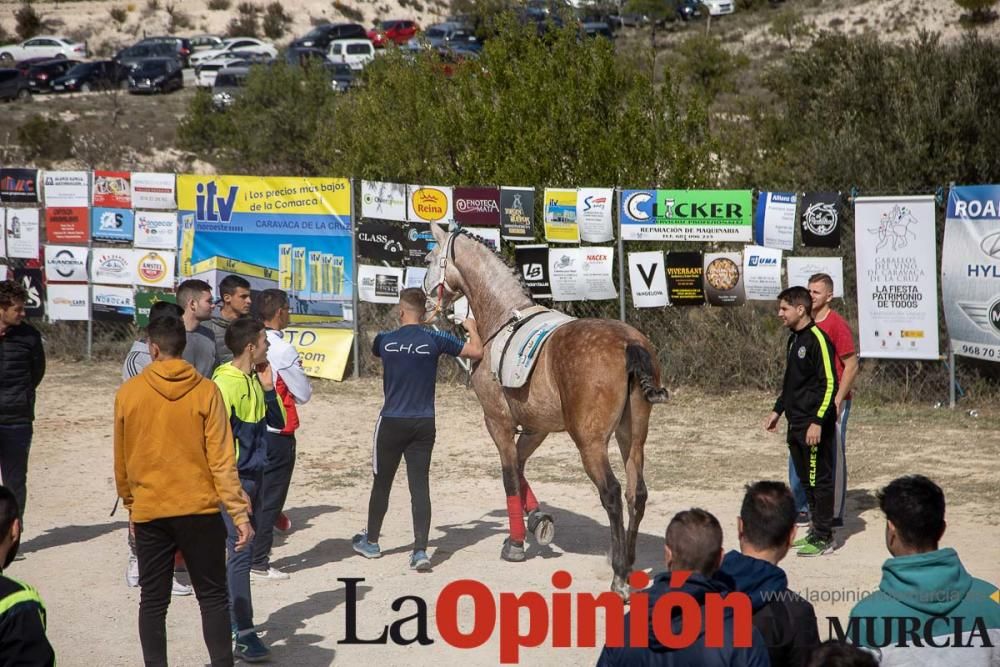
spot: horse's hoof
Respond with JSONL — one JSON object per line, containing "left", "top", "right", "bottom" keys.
{"left": 500, "top": 538, "right": 526, "bottom": 562}
{"left": 527, "top": 510, "right": 555, "bottom": 546}
{"left": 611, "top": 576, "right": 630, "bottom": 601}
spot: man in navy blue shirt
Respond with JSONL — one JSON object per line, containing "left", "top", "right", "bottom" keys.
{"left": 353, "top": 288, "right": 483, "bottom": 570}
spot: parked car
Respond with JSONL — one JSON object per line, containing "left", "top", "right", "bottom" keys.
{"left": 13, "top": 56, "right": 53, "bottom": 76}
{"left": 51, "top": 60, "right": 129, "bottom": 92}
{"left": 443, "top": 29, "right": 481, "bottom": 52}
{"left": 137, "top": 36, "right": 193, "bottom": 67}
{"left": 701, "top": 0, "right": 735, "bottom": 16}
{"left": 25, "top": 59, "right": 79, "bottom": 93}
{"left": 189, "top": 37, "right": 277, "bottom": 66}
{"left": 328, "top": 39, "right": 375, "bottom": 70}
{"left": 0, "top": 69, "right": 30, "bottom": 101}
{"left": 285, "top": 46, "right": 330, "bottom": 67}
{"left": 290, "top": 23, "right": 367, "bottom": 51}
{"left": 674, "top": 0, "right": 703, "bottom": 21}
{"left": 115, "top": 42, "right": 179, "bottom": 70}
{"left": 582, "top": 21, "right": 614, "bottom": 39}
{"left": 211, "top": 65, "right": 249, "bottom": 110}
{"left": 195, "top": 51, "right": 270, "bottom": 87}
{"left": 190, "top": 34, "right": 224, "bottom": 52}
{"left": 0, "top": 36, "right": 87, "bottom": 63}
{"left": 326, "top": 62, "right": 356, "bottom": 92}
{"left": 127, "top": 57, "right": 183, "bottom": 94}
{"left": 423, "top": 22, "right": 467, "bottom": 49}
{"left": 367, "top": 20, "right": 419, "bottom": 48}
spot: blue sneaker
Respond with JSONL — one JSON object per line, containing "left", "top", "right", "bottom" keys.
{"left": 233, "top": 630, "right": 270, "bottom": 663}
{"left": 352, "top": 531, "right": 382, "bottom": 559}
{"left": 410, "top": 550, "right": 431, "bottom": 571}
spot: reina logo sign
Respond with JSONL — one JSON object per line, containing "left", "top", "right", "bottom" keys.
{"left": 411, "top": 188, "right": 448, "bottom": 222}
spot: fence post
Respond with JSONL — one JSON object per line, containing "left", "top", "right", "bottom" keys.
{"left": 948, "top": 349, "right": 956, "bottom": 409}
{"left": 350, "top": 178, "right": 360, "bottom": 379}
{"left": 86, "top": 238, "right": 93, "bottom": 360}
{"left": 616, "top": 187, "right": 625, "bottom": 322}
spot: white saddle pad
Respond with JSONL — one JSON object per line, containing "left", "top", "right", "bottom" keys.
{"left": 490, "top": 308, "right": 575, "bottom": 389}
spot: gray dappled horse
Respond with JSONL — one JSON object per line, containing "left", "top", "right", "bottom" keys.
{"left": 422, "top": 223, "right": 668, "bottom": 598}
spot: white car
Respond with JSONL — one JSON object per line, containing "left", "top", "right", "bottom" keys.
{"left": 0, "top": 36, "right": 88, "bottom": 63}
{"left": 194, "top": 53, "right": 249, "bottom": 87}
{"left": 328, "top": 39, "right": 375, "bottom": 70}
{"left": 189, "top": 37, "right": 276, "bottom": 66}
{"left": 702, "top": 0, "right": 735, "bottom": 16}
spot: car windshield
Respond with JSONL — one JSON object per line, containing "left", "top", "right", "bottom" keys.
{"left": 136, "top": 61, "right": 169, "bottom": 74}
{"left": 65, "top": 63, "right": 96, "bottom": 76}
{"left": 215, "top": 73, "right": 244, "bottom": 87}
{"left": 303, "top": 27, "right": 328, "bottom": 41}
{"left": 426, "top": 28, "right": 446, "bottom": 38}
{"left": 379, "top": 21, "right": 400, "bottom": 30}
{"left": 346, "top": 44, "right": 370, "bottom": 55}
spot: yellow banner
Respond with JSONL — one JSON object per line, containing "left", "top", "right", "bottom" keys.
{"left": 281, "top": 327, "right": 354, "bottom": 382}
{"left": 543, "top": 188, "right": 580, "bottom": 243}
{"left": 177, "top": 175, "right": 351, "bottom": 216}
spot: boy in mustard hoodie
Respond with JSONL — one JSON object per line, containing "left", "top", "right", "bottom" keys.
{"left": 213, "top": 317, "right": 285, "bottom": 663}
{"left": 114, "top": 316, "right": 250, "bottom": 667}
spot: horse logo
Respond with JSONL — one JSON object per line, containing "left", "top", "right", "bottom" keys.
{"left": 803, "top": 202, "right": 839, "bottom": 236}
{"left": 869, "top": 205, "right": 918, "bottom": 252}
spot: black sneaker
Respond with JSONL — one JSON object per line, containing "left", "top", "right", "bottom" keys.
{"left": 795, "top": 512, "right": 810, "bottom": 527}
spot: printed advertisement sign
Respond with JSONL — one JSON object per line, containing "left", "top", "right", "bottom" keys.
{"left": 943, "top": 185, "right": 1000, "bottom": 362}
{"left": 786, "top": 257, "right": 844, "bottom": 298}
{"left": 93, "top": 170, "right": 132, "bottom": 208}
{"left": 91, "top": 207, "right": 135, "bottom": 243}
{"left": 178, "top": 175, "right": 353, "bottom": 323}
{"left": 500, "top": 187, "right": 534, "bottom": 240}
{"left": 356, "top": 220, "right": 407, "bottom": 263}
{"left": 131, "top": 172, "right": 176, "bottom": 210}
{"left": 134, "top": 288, "right": 176, "bottom": 327}
{"left": 361, "top": 181, "right": 408, "bottom": 222}
{"left": 404, "top": 266, "right": 427, "bottom": 289}
{"left": 466, "top": 227, "right": 501, "bottom": 253}
{"left": 357, "top": 264, "right": 403, "bottom": 304}
{"left": 46, "top": 207, "right": 89, "bottom": 243}
{"left": 620, "top": 190, "right": 752, "bottom": 242}
{"left": 5, "top": 208, "right": 40, "bottom": 258}
{"left": 577, "top": 188, "right": 614, "bottom": 242}
{"left": 13, "top": 268, "right": 45, "bottom": 317}
{"left": 628, "top": 251, "right": 668, "bottom": 308}
{"left": 855, "top": 196, "right": 939, "bottom": 359}
{"left": 44, "top": 245, "right": 89, "bottom": 283}
{"left": 407, "top": 185, "right": 453, "bottom": 223}
{"left": 90, "top": 249, "right": 136, "bottom": 285}
{"left": 754, "top": 192, "right": 796, "bottom": 251}
{"left": 92, "top": 284, "right": 135, "bottom": 323}
{"left": 454, "top": 187, "right": 501, "bottom": 227}
{"left": 279, "top": 327, "right": 355, "bottom": 381}
{"left": 0, "top": 168, "right": 39, "bottom": 204}
{"left": 403, "top": 224, "right": 438, "bottom": 265}
{"left": 800, "top": 192, "right": 842, "bottom": 248}
{"left": 665, "top": 251, "right": 705, "bottom": 306}
{"left": 43, "top": 171, "right": 89, "bottom": 207}
{"left": 549, "top": 247, "right": 585, "bottom": 301}
{"left": 514, "top": 244, "right": 551, "bottom": 298}
{"left": 582, "top": 247, "right": 617, "bottom": 300}
{"left": 742, "top": 245, "right": 783, "bottom": 301}
{"left": 543, "top": 188, "right": 580, "bottom": 243}
{"left": 47, "top": 283, "right": 89, "bottom": 321}
{"left": 134, "top": 250, "right": 176, "bottom": 288}
{"left": 703, "top": 252, "right": 746, "bottom": 306}
{"left": 134, "top": 211, "right": 179, "bottom": 250}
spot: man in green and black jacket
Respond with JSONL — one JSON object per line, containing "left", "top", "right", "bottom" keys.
{"left": 764, "top": 286, "right": 838, "bottom": 557}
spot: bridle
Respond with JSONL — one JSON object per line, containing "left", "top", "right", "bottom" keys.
{"left": 424, "top": 230, "right": 461, "bottom": 323}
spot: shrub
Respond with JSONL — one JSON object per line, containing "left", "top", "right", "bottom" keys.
{"left": 109, "top": 6, "right": 128, "bottom": 26}
{"left": 954, "top": 0, "right": 998, "bottom": 24}
{"left": 17, "top": 115, "right": 74, "bottom": 162}
{"left": 15, "top": 3, "right": 46, "bottom": 40}
{"left": 208, "top": 0, "right": 231, "bottom": 8}
{"left": 227, "top": 2, "right": 259, "bottom": 36}
{"left": 165, "top": 3, "right": 194, "bottom": 30}
{"left": 332, "top": 0, "right": 364, "bottom": 23}
{"left": 262, "top": 1, "right": 291, "bottom": 39}
{"left": 146, "top": 0, "right": 160, "bottom": 10}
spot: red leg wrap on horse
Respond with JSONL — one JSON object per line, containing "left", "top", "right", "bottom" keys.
{"left": 506, "top": 496, "right": 526, "bottom": 542}
{"left": 519, "top": 476, "right": 540, "bottom": 513}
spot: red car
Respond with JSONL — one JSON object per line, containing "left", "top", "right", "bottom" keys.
{"left": 367, "top": 20, "right": 419, "bottom": 47}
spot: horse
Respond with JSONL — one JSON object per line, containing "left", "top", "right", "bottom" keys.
{"left": 421, "top": 223, "right": 668, "bottom": 598}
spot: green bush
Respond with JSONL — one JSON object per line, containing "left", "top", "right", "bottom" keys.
{"left": 109, "top": 6, "right": 128, "bottom": 26}
{"left": 15, "top": 3, "right": 46, "bottom": 40}
{"left": 227, "top": 2, "right": 259, "bottom": 36}
{"left": 261, "top": 1, "right": 291, "bottom": 39}
{"left": 207, "top": 0, "right": 230, "bottom": 9}
{"left": 332, "top": 0, "right": 364, "bottom": 23}
{"left": 17, "top": 115, "right": 74, "bottom": 161}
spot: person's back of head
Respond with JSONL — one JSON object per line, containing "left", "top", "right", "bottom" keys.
{"left": 225, "top": 316, "right": 264, "bottom": 358}
{"left": 256, "top": 289, "right": 289, "bottom": 324}
{"left": 397, "top": 287, "right": 426, "bottom": 323}
{"left": 807, "top": 640, "right": 878, "bottom": 667}
{"left": 665, "top": 508, "right": 723, "bottom": 576}
{"left": 878, "top": 475, "right": 945, "bottom": 556}
{"left": 148, "top": 301, "right": 183, "bottom": 324}
{"left": 739, "top": 481, "right": 797, "bottom": 561}
{"left": 147, "top": 315, "right": 187, "bottom": 360}
{"left": 0, "top": 485, "right": 22, "bottom": 569}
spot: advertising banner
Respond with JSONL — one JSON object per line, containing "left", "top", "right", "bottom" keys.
{"left": 454, "top": 187, "right": 501, "bottom": 227}
{"left": 42, "top": 171, "right": 89, "bottom": 207}
{"left": 134, "top": 250, "right": 176, "bottom": 289}
{"left": 665, "top": 251, "right": 705, "bottom": 305}
{"left": 543, "top": 188, "right": 580, "bottom": 243}
{"left": 500, "top": 187, "right": 534, "bottom": 240}
{"left": 92, "top": 284, "right": 135, "bottom": 322}
{"left": 178, "top": 175, "right": 353, "bottom": 323}
{"left": 134, "top": 211, "right": 179, "bottom": 250}
{"left": 855, "top": 195, "right": 939, "bottom": 359}
{"left": 514, "top": 244, "right": 551, "bottom": 298}
{"left": 12, "top": 268, "right": 45, "bottom": 317}
{"left": 356, "top": 220, "right": 407, "bottom": 263}
{"left": 44, "top": 245, "right": 89, "bottom": 282}
{"left": 131, "top": 172, "right": 176, "bottom": 210}
{"left": 742, "top": 245, "right": 783, "bottom": 301}
{"left": 466, "top": 227, "right": 501, "bottom": 253}
{"left": 47, "top": 284, "right": 89, "bottom": 321}
{"left": 407, "top": 185, "right": 452, "bottom": 224}
{"left": 628, "top": 251, "right": 668, "bottom": 308}
{"left": 704, "top": 252, "right": 746, "bottom": 306}
{"left": 46, "top": 207, "right": 89, "bottom": 243}
{"left": 800, "top": 192, "right": 842, "bottom": 248}
{"left": 754, "top": 192, "right": 796, "bottom": 250}
{"left": 404, "top": 266, "right": 427, "bottom": 289}
{"left": 581, "top": 247, "right": 617, "bottom": 300}
{"left": 361, "top": 181, "right": 407, "bottom": 222}
{"left": 0, "top": 168, "right": 39, "bottom": 203}
{"left": 357, "top": 264, "right": 403, "bottom": 304}
{"left": 93, "top": 170, "right": 131, "bottom": 208}
{"left": 279, "top": 327, "right": 354, "bottom": 381}
{"left": 5, "top": 208, "right": 40, "bottom": 258}
{"left": 549, "top": 247, "right": 585, "bottom": 301}
{"left": 577, "top": 188, "right": 614, "bottom": 242}
{"left": 134, "top": 288, "right": 176, "bottom": 327}
{"left": 403, "top": 224, "right": 437, "bottom": 265}
{"left": 943, "top": 185, "right": 1000, "bottom": 362}
{"left": 90, "top": 249, "right": 136, "bottom": 286}
{"left": 620, "top": 190, "right": 752, "bottom": 242}
{"left": 786, "top": 257, "right": 844, "bottom": 297}
{"left": 91, "top": 207, "right": 135, "bottom": 243}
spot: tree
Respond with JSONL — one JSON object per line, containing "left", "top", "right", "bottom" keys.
{"left": 673, "top": 33, "right": 745, "bottom": 102}
{"left": 624, "top": 0, "right": 671, "bottom": 53}
{"left": 15, "top": 2, "right": 46, "bottom": 40}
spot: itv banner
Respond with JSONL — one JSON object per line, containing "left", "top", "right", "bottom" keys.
{"left": 620, "top": 190, "right": 752, "bottom": 242}
{"left": 178, "top": 175, "right": 353, "bottom": 323}
{"left": 943, "top": 185, "right": 1000, "bottom": 362}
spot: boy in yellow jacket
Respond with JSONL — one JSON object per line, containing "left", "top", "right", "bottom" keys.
{"left": 114, "top": 316, "right": 250, "bottom": 667}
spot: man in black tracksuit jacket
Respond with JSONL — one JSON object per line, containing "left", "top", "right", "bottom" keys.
{"left": 715, "top": 481, "right": 821, "bottom": 666}
{"left": 765, "top": 287, "right": 838, "bottom": 556}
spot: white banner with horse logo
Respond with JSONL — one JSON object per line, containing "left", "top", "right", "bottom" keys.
{"left": 854, "top": 195, "right": 939, "bottom": 360}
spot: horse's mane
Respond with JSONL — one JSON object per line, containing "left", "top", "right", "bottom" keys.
{"left": 454, "top": 227, "right": 534, "bottom": 301}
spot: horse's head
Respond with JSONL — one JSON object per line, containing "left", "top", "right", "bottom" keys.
{"left": 421, "top": 222, "right": 464, "bottom": 323}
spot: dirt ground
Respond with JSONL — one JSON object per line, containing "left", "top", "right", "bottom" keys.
{"left": 16, "top": 360, "right": 1000, "bottom": 666}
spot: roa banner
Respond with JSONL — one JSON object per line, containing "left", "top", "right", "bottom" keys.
{"left": 943, "top": 185, "right": 1000, "bottom": 362}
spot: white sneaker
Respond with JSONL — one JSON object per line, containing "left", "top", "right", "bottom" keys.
{"left": 171, "top": 578, "right": 193, "bottom": 596}
{"left": 126, "top": 553, "right": 140, "bottom": 587}
{"left": 250, "top": 566, "right": 290, "bottom": 581}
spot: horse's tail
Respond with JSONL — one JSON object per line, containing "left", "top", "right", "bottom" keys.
{"left": 625, "top": 343, "right": 668, "bottom": 404}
